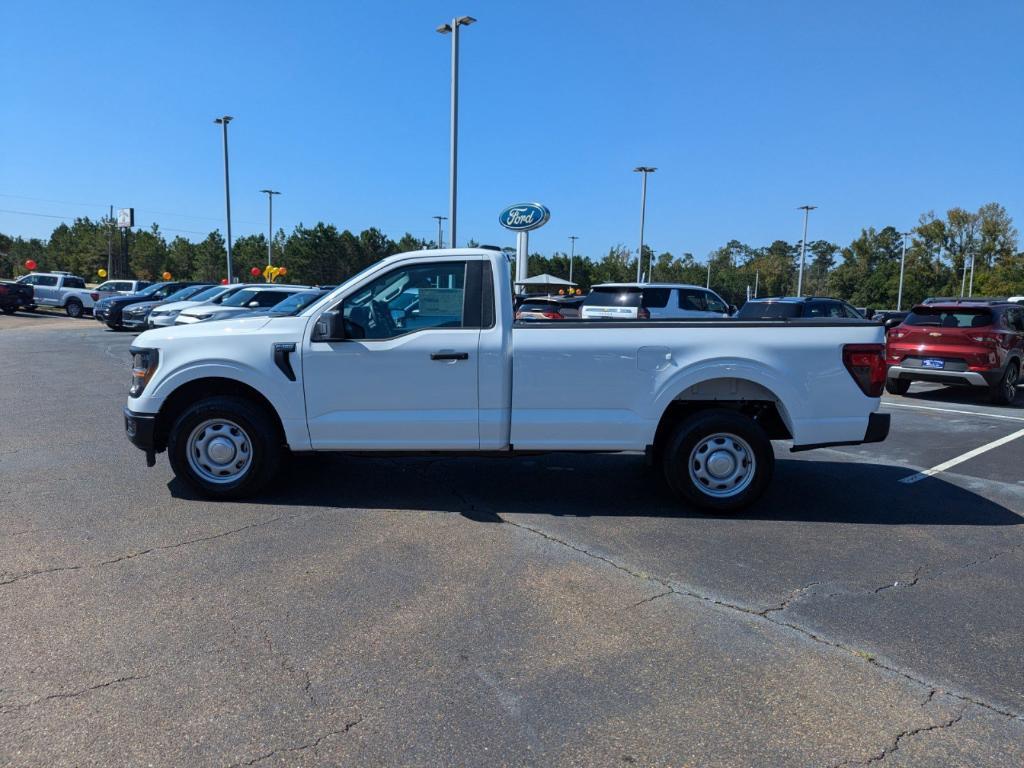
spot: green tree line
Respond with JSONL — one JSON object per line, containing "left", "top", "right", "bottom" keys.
{"left": 1, "top": 202, "right": 1021, "bottom": 309}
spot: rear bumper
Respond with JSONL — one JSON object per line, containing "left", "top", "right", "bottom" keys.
{"left": 887, "top": 364, "right": 992, "bottom": 387}
{"left": 790, "top": 412, "right": 890, "bottom": 452}
{"left": 124, "top": 407, "right": 158, "bottom": 466}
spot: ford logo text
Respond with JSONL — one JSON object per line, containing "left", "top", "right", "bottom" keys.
{"left": 498, "top": 203, "right": 550, "bottom": 232}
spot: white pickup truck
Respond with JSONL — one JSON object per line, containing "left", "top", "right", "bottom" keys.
{"left": 17, "top": 272, "right": 110, "bottom": 317}
{"left": 123, "top": 248, "right": 890, "bottom": 511}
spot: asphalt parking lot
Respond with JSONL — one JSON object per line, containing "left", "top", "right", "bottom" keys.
{"left": 2, "top": 314, "right": 1023, "bottom": 767}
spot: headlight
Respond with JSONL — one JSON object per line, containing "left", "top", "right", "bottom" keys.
{"left": 125, "top": 305, "right": 149, "bottom": 316}
{"left": 129, "top": 348, "right": 159, "bottom": 397}
{"left": 193, "top": 313, "right": 214, "bottom": 321}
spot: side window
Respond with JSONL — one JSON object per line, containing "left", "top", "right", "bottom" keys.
{"left": 36, "top": 275, "right": 59, "bottom": 287}
{"left": 842, "top": 304, "right": 862, "bottom": 319}
{"left": 20, "top": 276, "right": 37, "bottom": 285}
{"left": 342, "top": 261, "right": 468, "bottom": 340}
{"left": 824, "top": 302, "right": 845, "bottom": 318}
{"left": 65, "top": 277, "right": 86, "bottom": 289}
{"left": 641, "top": 288, "right": 671, "bottom": 308}
{"left": 703, "top": 291, "right": 728, "bottom": 313}
{"left": 806, "top": 302, "right": 826, "bottom": 318}
{"left": 678, "top": 289, "right": 708, "bottom": 311}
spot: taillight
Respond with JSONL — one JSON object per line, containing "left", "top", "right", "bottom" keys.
{"left": 888, "top": 329, "right": 906, "bottom": 339}
{"left": 541, "top": 311, "right": 563, "bottom": 320}
{"left": 637, "top": 307, "right": 651, "bottom": 320}
{"left": 969, "top": 334, "right": 999, "bottom": 346}
{"left": 514, "top": 310, "right": 523, "bottom": 320}
{"left": 0, "top": 285, "right": 7, "bottom": 295}
{"left": 91, "top": 292, "right": 100, "bottom": 300}
{"left": 843, "top": 343, "right": 886, "bottom": 397}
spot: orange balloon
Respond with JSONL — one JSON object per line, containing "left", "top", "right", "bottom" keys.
{"left": 278, "top": 267, "right": 287, "bottom": 276}
{"left": 162, "top": 271, "right": 172, "bottom": 281}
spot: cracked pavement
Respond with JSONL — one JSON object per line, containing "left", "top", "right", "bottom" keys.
{"left": 1, "top": 319, "right": 1023, "bottom": 766}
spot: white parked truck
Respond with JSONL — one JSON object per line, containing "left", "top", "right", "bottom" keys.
{"left": 17, "top": 272, "right": 112, "bottom": 317}
{"left": 123, "top": 248, "right": 890, "bottom": 510}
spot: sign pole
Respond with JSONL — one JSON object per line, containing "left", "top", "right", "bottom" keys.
{"left": 516, "top": 231, "right": 528, "bottom": 288}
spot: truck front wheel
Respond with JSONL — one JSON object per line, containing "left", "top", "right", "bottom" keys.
{"left": 167, "top": 396, "right": 281, "bottom": 499}
{"left": 65, "top": 299, "right": 84, "bottom": 318}
{"left": 662, "top": 409, "right": 773, "bottom": 512}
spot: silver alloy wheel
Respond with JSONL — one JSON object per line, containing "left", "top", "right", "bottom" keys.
{"left": 186, "top": 418, "right": 253, "bottom": 484}
{"left": 1004, "top": 363, "right": 1019, "bottom": 402}
{"left": 688, "top": 432, "right": 756, "bottom": 498}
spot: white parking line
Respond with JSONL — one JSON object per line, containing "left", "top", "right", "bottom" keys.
{"left": 882, "top": 401, "right": 1024, "bottom": 423}
{"left": 899, "top": 426, "right": 1024, "bottom": 484}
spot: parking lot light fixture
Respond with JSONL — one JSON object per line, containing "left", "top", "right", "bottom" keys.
{"left": 568, "top": 235, "right": 578, "bottom": 283}
{"left": 260, "top": 189, "right": 281, "bottom": 267}
{"left": 897, "top": 231, "right": 912, "bottom": 311}
{"left": 634, "top": 167, "right": 656, "bottom": 282}
{"left": 437, "top": 16, "right": 476, "bottom": 249}
{"left": 214, "top": 116, "right": 235, "bottom": 282}
{"left": 433, "top": 215, "right": 447, "bottom": 248}
{"left": 796, "top": 205, "right": 817, "bottom": 297}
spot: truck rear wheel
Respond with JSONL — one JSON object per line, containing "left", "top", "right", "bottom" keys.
{"left": 168, "top": 396, "right": 281, "bottom": 499}
{"left": 662, "top": 409, "right": 773, "bottom": 512}
{"left": 65, "top": 299, "right": 84, "bottom": 318}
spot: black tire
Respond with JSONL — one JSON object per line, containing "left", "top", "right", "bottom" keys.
{"left": 1, "top": 305, "right": 15, "bottom": 315}
{"left": 990, "top": 360, "right": 1019, "bottom": 406}
{"left": 885, "top": 378, "right": 911, "bottom": 396}
{"left": 65, "top": 299, "right": 84, "bottom": 318}
{"left": 25, "top": 305, "right": 37, "bottom": 312}
{"left": 167, "top": 395, "right": 281, "bottom": 499}
{"left": 661, "top": 409, "right": 774, "bottom": 512}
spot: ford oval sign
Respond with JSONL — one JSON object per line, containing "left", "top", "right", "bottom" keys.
{"left": 499, "top": 203, "right": 550, "bottom": 232}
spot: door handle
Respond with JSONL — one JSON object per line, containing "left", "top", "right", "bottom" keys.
{"left": 430, "top": 351, "right": 469, "bottom": 361}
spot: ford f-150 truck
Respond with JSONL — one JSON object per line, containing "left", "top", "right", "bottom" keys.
{"left": 16, "top": 272, "right": 112, "bottom": 317}
{"left": 123, "top": 248, "right": 890, "bottom": 511}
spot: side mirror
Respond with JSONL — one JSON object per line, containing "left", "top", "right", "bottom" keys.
{"left": 728, "top": 305, "right": 738, "bottom": 316}
{"left": 884, "top": 317, "right": 902, "bottom": 330}
{"left": 313, "top": 310, "right": 345, "bottom": 341}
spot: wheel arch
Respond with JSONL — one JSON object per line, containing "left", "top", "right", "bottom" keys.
{"left": 650, "top": 376, "right": 793, "bottom": 461}
{"left": 153, "top": 377, "right": 286, "bottom": 453}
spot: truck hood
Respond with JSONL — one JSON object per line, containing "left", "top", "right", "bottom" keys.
{"left": 134, "top": 314, "right": 276, "bottom": 345}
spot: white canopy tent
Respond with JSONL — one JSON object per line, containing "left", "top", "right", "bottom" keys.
{"left": 514, "top": 273, "right": 577, "bottom": 291}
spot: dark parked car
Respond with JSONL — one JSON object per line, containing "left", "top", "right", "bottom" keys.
{"left": 737, "top": 296, "right": 864, "bottom": 320}
{"left": 886, "top": 300, "right": 1024, "bottom": 404}
{"left": 0, "top": 280, "right": 34, "bottom": 315}
{"left": 94, "top": 281, "right": 205, "bottom": 330}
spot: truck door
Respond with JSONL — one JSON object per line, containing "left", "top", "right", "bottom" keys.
{"left": 33, "top": 275, "right": 60, "bottom": 305}
{"left": 303, "top": 259, "right": 483, "bottom": 450}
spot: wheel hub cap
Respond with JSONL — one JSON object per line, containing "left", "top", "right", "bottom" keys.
{"left": 186, "top": 419, "right": 253, "bottom": 484}
{"left": 688, "top": 432, "right": 757, "bottom": 499}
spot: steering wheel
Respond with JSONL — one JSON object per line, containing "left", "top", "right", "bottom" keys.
{"left": 371, "top": 300, "right": 398, "bottom": 338}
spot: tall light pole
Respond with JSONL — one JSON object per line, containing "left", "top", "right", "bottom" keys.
{"left": 796, "top": 204, "right": 817, "bottom": 297}
{"left": 214, "top": 116, "right": 234, "bottom": 281}
{"left": 634, "top": 166, "right": 656, "bottom": 282}
{"left": 437, "top": 16, "right": 476, "bottom": 249}
{"left": 568, "top": 235, "right": 578, "bottom": 284}
{"left": 433, "top": 215, "right": 447, "bottom": 248}
{"left": 260, "top": 189, "right": 281, "bottom": 267}
{"left": 897, "top": 231, "right": 912, "bottom": 311}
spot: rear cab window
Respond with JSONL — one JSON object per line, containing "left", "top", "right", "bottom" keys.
{"left": 585, "top": 287, "right": 642, "bottom": 307}
{"left": 641, "top": 288, "right": 671, "bottom": 308}
{"left": 736, "top": 301, "right": 801, "bottom": 319}
{"left": 678, "top": 289, "right": 708, "bottom": 311}
{"left": 905, "top": 307, "right": 994, "bottom": 328}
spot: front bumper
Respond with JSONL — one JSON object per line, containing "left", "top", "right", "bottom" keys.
{"left": 148, "top": 314, "right": 178, "bottom": 327}
{"left": 124, "top": 407, "right": 158, "bottom": 466}
{"left": 886, "top": 364, "right": 992, "bottom": 387}
{"left": 121, "top": 314, "right": 151, "bottom": 329}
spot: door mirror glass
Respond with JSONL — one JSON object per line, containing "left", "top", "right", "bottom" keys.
{"left": 884, "top": 317, "right": 903, "bottom": 330}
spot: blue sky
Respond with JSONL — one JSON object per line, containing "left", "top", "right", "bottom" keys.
{"left": 2, "top": 0, "right": 1022, "bottom": 262}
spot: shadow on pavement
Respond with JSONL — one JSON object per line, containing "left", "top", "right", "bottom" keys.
{"left": 900, "top": 384, "right": 1024, "bottom": 413}
{"left": 170, "top": 451, "right": 1023, "bottom": 527}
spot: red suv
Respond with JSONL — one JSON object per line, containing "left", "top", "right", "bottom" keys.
{"left": 885, "top": 300, "right": 1024, "bottom": 404}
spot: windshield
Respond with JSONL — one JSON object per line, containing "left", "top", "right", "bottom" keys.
{"left": 188, "top": 286, "right": 227, "bottom": 303}
{"left": 737, "top": 301, "right": 802, "bottom": 319}
{"left": 584, "top": 287, "right": 642, "bottom": 307}
{"left": 135, "top": 282, "right": 167, "bottom": 297}
{"left": 905, "top": 307, "right": 993, "bottom": 328}
{"left": 268, "top": 291, "right": 326, "bottom": 314}
{"left": 162, "top": 285, "right": 208, "bottom": 303}
{"left": 220, "top": 288, "right": 263, "bottom": 307}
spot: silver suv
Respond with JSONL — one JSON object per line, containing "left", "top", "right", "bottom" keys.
{"left": 581, "top": 283, "right": 733, "bottom": 320}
